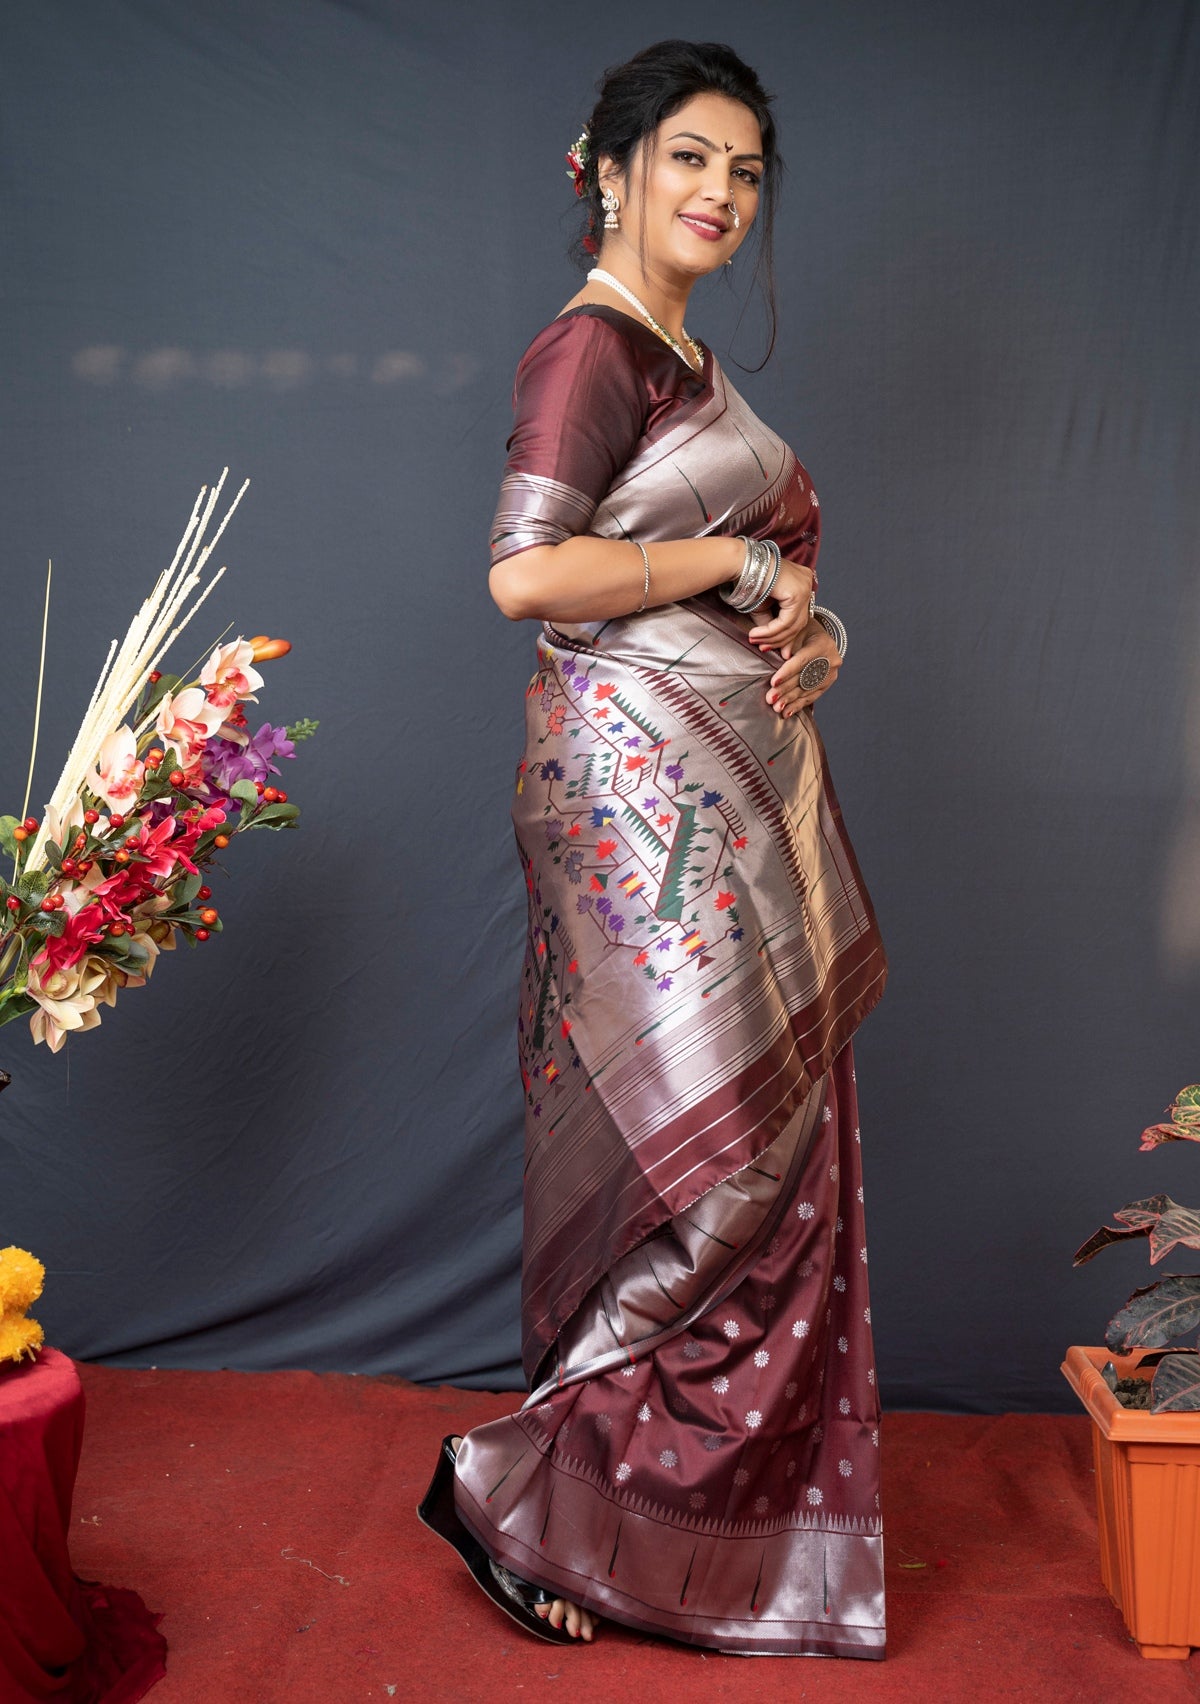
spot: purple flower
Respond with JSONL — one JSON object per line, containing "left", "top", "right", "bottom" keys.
{"left": 595, "top": 897, "right": 612, "bottom": 915}
{"left": 624, "top": 736, "right": 642, "bottom": 748}
{"left": 576, "top": 895, "right": 593, "bottom": 913}
{"left": 655, "top": 937, "right": 673, "bottom": 953}
{"left": 665, "top": 762, "right": 684, "bottom": 782}
{"left": 572, "top": 674, "right": 590, "bottom": 693}
{"left": 731, "top": 927, "right": 745, "bottom": 942}
{"left": 642, "top": 796, "right": 659, "bottom": 810}
{"left": 202, "top": 722, "right": 295, "bottom": 799}
{"left": 609, "top": 914, "right": 625, "bottom": 933}
{"left": 657, "top": 975, "right": 673, "bottom": 991}
{"left": 565, "top": 850, "right": 583, "bottom": 884}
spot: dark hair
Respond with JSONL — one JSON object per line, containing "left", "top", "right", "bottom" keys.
{"left": 571, "top": 39, "right": 782, "bottom": 368}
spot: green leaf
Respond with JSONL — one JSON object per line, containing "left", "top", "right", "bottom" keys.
{"left": 230, "top": 780, "right": 259, "bottom": 812}
{"left": 0, "top": 991, "right": 36, "bottom": 1029}
{"left": 285, "top": 717, "right": 320, "bottom": 742}
{"left": 27, "top": 909, "right": 66, "bottom": 937}
{"left": 0, "top": 817, "right": 19, "bottom": 860}
{"left": 175, "top": 871, "right": 202, "bottom": 905}
{"left": 17, "top": 870, "right": 52, "bottom": 901}
{"left": 242, "top": 803, "right": 300, "bottom": 831}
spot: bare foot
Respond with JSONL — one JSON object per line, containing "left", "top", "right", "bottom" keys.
{"left": 535, "top": 1597, "right": 598, "bottom": 1641}
{"left": 449, "top": 1436, "right": 599, "bottom": 1642}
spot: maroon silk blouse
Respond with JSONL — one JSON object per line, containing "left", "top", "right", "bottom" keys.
{"left": 489, "top": 305, "right": 821, "bottom": 580}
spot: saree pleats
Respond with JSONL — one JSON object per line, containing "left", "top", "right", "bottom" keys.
{"left": 455, "top": 1043, "right": 883, "bottom": 1656}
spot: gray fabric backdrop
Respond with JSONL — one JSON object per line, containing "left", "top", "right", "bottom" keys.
{"left": 1, "top": 0, "right": 1196, "bottom": 1410}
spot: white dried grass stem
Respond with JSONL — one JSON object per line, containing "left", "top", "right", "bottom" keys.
{"left": 26, "top": 474, "right": 247, "bottom": 870}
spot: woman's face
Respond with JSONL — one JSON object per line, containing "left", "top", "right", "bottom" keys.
{"left": 600, "top": 91, "right": 764, "bottom": 281}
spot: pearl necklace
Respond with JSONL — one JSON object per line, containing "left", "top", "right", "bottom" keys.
{"left": 587, "top": 268, "right": 704, "bottom": 373}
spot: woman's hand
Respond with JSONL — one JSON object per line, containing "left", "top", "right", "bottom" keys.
{"left": 746, "top": 559, "right": 815, "bottom": 656}
{"left": 764, "top": 616, "right": 842, "bottom": 717}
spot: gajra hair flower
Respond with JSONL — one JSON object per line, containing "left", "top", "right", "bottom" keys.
{"left": 565, "top": 126, "right": 590, "bottom": 197}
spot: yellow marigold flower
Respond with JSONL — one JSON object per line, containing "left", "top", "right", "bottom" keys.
{"left": 0, "top": 1311, "right": 44, "bottom": 1364}
{"left": 0, "top": 1246, "right": 45, "bottom": 1312}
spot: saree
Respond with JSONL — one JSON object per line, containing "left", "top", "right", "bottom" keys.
{"left": 452, "top": 306, "right": 888, "bottom": 1657}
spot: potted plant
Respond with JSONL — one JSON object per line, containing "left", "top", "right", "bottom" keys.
{"left": 1062, "top": 1084, "right": 1200, "bottom": 1659}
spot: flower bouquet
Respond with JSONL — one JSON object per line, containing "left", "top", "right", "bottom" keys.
{"left": 0, "top": 471, "right": 315, "bottom": 1053}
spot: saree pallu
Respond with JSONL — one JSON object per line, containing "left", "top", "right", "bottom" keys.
{"left": 454, "top": 590, "right": 888, "bottom": 1657}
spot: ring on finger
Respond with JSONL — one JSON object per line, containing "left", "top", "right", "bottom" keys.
{"left": 798, "top": 656, "right": 830, "bottom": 692}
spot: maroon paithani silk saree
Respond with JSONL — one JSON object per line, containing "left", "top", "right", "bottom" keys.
{"left": 454, "top": 306, "right": 887, "bottom": 1657}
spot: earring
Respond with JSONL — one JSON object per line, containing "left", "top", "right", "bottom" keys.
{"left": 601, "top": 187, "right": 620, "bottom": 230}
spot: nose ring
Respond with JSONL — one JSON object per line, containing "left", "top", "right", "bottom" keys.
{"left": 729, "top": 197, "right": 740, "bottom": 231}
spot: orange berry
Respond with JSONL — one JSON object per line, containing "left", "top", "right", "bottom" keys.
{"left": 12, "top": 827, "right": 27, "bottom": 844}
{"left": 213, "top": 834, "right": 230, "bottom": 848}
{"left": 199, "top": 907, "right": 218, "bottom": 926}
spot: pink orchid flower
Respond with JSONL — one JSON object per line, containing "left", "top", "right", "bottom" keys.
{"left": 88, "top": 726, "right": 146, "bottom": 815}
{"left": 200, "top": 639, "right": 263, "bottom": 712}
{"left": 155, "top": 687, "right": 226, "bottom": 768}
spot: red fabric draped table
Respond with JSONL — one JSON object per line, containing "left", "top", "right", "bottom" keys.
{"left": 0, "top": 1347, "right": 166, "bottom": 1704}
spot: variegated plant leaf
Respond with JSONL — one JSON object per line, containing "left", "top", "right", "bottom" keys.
{"left": 1074, "top": 1223, "right": 1150, "bottom": 1266}
{"left": 1150, "top": 1351, "right": 1200, "bottom": 1412}
{"left": 1113, "top": 1194, "right": 1172, "bottom": 1231}
{"left": 1106, "top": 1276, "right": 1200, "bottom": 1352}
{"left": 1144, "top": 1199, "right": 1200, "bottom": 1264}
{"left": 1140, "top": 1085, "right": 1200, "bottom": 1151}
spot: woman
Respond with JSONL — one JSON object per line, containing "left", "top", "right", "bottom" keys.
{"left": 419, "top": 39, "right": 887, "bottom": 1659}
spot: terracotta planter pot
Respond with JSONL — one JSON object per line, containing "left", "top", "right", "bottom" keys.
{"left": 1062, "top": 1344, "right": 1200, "bottom": 1659}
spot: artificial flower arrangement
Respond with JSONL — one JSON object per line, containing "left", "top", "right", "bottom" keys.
{"left": 0, "top": 471, "right": 316, "bottom": 1054}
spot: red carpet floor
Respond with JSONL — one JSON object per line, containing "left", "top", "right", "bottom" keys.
{"left": 67, "top": 1365, "right": 1200, "bottom": 1703}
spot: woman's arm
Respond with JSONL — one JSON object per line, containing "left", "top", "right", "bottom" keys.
{"left": 490, "top": 535, "right": 815, "bottom": 642}
{"left": 489, "top": 534, "right": 745, "bottom": 623}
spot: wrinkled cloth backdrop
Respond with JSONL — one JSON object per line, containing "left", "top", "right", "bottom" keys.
{"left": 1, "top": 0, "right": 1196, "bottom": 1410}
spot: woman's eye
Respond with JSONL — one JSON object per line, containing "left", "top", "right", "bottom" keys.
{"left": 672, "top": 150, "right": 704, "bottom": 165}
{"left": 735, "top": 169, "right": 761, "bottom": 188}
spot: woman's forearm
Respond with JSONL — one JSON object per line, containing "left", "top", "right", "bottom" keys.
{"left": 489, "top": 534, "right": 746, "bottom": 623}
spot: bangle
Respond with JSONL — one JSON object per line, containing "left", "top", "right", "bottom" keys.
{"left": 633, "top": 541, "right": 651, "bottom": 613}
{"left": 721, "top": 536, "right": 781, "bottom": 613}
{"left": 812, "top": 604, "right": 847, "bottom": 659}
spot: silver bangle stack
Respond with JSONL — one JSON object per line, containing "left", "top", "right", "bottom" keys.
{"left": 720, "top": 536, "right": 781, "bottom": 613}
{"left": 812, "top": 604, "right": 848, "bottom": 659}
